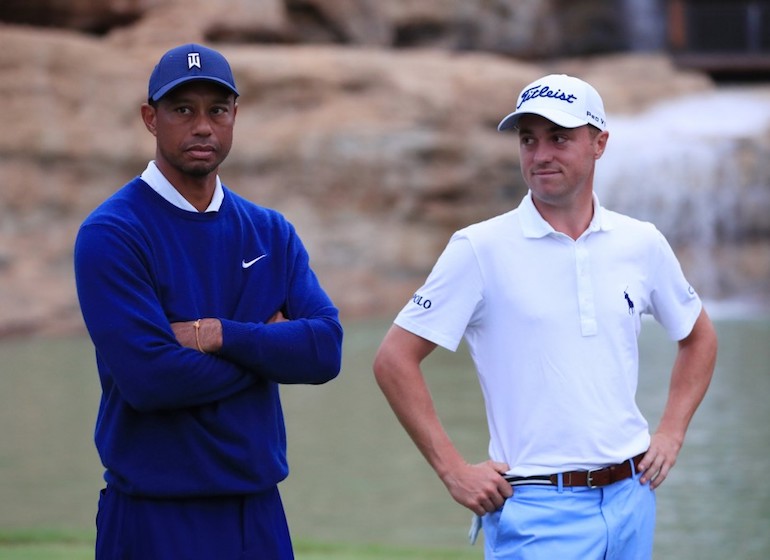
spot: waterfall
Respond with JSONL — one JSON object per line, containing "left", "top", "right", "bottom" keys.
{"left": 594, "top": 87, "right": 770, "bottom": 304}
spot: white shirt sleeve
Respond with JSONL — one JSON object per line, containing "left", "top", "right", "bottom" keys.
{"left": 648, "top": 228, "right": 703, "bottom": 341}
{"left": 394, "top": 233, "right": 484, "bottom": 352}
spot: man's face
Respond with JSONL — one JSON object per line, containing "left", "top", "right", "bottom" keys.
{"left": 516, "top": 114, "right": 608, "bottom": 210}
{"left": 143, "top": 81, "right": 237, "bottom": 181}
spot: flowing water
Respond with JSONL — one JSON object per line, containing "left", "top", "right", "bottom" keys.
{"left": 596, "top": 87, "right": 770, "bottom": 246}
{"left": 595, "top": 86, "right": 770, "bottom": 302}
{"left": 1, "top": 315, "right": 768, "bottom": 558}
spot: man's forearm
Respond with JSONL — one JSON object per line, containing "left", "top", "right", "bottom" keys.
{"left": 657, "top": 309, "right": 717, "bottom": 441}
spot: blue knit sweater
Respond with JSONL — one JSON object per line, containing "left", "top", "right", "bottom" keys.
{"left": 74, "top": 178, "right": 343, "bottom": 497}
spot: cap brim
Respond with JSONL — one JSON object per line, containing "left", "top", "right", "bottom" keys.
{"left": 151, "top": 76, "right": 239, "bottom": 102}
{"left": 497, "top": 109, "right": 588, "bottom": 132}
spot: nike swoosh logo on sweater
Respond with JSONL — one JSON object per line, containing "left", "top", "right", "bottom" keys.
{"left": 242, "top": 254, "right": 268, "bottom": 268}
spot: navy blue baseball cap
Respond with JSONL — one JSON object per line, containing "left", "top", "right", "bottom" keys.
{"left": 148, "top": 43, "right": 239, "bottom": 102}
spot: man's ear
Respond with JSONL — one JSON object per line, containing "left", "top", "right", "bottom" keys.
{"left": 594, "top": 130, "right": 609, "bottom": 160}
{"left": 141, "top": 103, "right": 158, "bottom": 137}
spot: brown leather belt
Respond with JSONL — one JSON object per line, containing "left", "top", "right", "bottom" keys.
{"left": 505, "top": 453, "right": 645, "bottom": 488}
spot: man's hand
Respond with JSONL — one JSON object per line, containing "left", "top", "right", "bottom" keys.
{"left": 637, "top": 432, "right": 682, "bottom": 489}
{"left": 441, "top": 460, "right": 513, "bottom": 515}
{"left": 267, "top": 309, "right": 288, "bottom": 324}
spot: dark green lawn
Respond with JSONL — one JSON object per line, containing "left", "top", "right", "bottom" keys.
{"left": 0, "top": 530, "right": 481, "bottom": 560}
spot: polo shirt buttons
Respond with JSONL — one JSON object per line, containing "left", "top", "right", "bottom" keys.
{"left": 575, "top": 243, "right": 597, "bottom": 336}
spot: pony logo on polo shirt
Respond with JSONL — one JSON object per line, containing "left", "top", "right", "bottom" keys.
{"left": 517, "top": 84, "right": 577, "bottom": 109}
{"left": 624, "top": 288, "right": 635, "bottom": 315}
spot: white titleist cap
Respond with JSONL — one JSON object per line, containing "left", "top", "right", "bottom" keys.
{"left": 498, "top": 74, "right": 607, "bottom": 132}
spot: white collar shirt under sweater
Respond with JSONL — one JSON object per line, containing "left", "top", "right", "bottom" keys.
{"left": 394, "top": 191, "right": 702, "bottom": 477}
{"left": 141, "top": 161, "right": 224, "bottom": 213}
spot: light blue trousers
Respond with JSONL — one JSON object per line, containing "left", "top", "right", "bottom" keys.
{"left": 482, "top": 472, "right": 656, "bottom": 560}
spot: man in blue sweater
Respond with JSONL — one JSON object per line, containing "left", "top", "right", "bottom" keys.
{"left": 74, "top": 43, "right": 343, "bottom": 559}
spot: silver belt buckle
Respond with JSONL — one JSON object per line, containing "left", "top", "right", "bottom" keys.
{"left": 586, "top": 468, "right": 599, "bottom": 488}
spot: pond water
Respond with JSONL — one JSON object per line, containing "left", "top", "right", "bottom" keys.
{"left": 0, "top": 315, "right": 768, "bottom": 558}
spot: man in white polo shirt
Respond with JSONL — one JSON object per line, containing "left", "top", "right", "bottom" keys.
{"left": 372, "top": 74, "right": 718, "bottom": 559}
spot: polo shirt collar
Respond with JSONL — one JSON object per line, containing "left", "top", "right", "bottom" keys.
{"left": 518, "top": 190, "right": 615, "bottom": 239}
{"left": 140, "top": 161, "right": 224, "bottom": 213}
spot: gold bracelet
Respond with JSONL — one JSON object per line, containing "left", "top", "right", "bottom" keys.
{"left": 193, "top": 319, "right": 205, "bottom": 353}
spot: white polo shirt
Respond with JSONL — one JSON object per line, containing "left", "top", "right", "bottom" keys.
{"left": 394, "top": 192, "right": 702, "bottom": 476}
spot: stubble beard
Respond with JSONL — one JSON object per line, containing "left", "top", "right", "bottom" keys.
{"left": 182, "top": 161, "right": 219, "bottom": 177}
{"left": 175, "top": 148, "right": 228, "bottom": 178}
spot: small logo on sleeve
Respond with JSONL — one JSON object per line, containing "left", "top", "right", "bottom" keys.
{"left": 411, "top": 293, "right": 432, "bottom": 310}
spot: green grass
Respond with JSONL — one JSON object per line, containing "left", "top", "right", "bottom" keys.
{"left": 294, "top": 540, "right": 479, "bottom": 559}
{"left": 0, "top": 530, "right": 480, "bottom": 560}
{"left": 0, "top": 530, "right": 92, "bottom": 560}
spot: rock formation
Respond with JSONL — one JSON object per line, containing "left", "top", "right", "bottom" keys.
{"left": 2, "top": 1, "right": 767, "bottom": 336}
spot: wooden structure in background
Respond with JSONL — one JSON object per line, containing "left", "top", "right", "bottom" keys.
{"left": 668, "top": 0, "right": 770, "bottom": 76}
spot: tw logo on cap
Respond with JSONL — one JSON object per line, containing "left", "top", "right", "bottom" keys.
{"left": 187, "top": 53, "right": 201, "bottom": 69}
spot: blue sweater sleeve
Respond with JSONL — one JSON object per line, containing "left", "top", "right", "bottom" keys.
{"left": 75, "top": 223, "right": 257, "bottom": 412}
{"left": 218, "top": 229, "right": 343, "bottom": 384}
